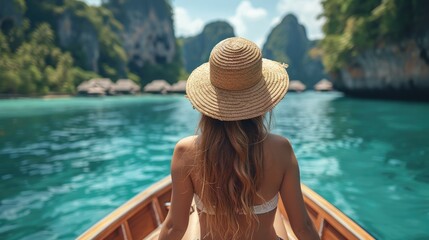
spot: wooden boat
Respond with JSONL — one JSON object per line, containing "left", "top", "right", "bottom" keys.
{"left": 78, "top": 176, "right": 374, "bottom": 240}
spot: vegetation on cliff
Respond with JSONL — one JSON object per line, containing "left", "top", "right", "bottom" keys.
{"left": 320, "top": 0, "right": 429, "bottom": 73}
{"left": 104, "top": 0, "right": 183, "bottom": 86}
{"left": 0, "top": 0, "right": 182, "bottom": 95}
{"left": 0, "top": 3, "right": 98, "bottom": 95}
{"left": 262, "top": 14, "right": 325, "bottom": 86}
{"left": 181, "top": 21, "right": 235, "bottom": 73}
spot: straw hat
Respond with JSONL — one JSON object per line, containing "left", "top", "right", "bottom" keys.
{"left": 186, "top": 37, "right": 289, "bottom": 121}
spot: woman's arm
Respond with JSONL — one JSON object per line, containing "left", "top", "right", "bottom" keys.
{"left": 159, "top": 137, "right": 195, "bottom": 240}
{"left": 279, "top": 138, "right": 320, "bottom": 240}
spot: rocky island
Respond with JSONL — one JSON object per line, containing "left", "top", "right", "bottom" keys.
{"left": 1, "top": 0, "right": 428, "bottom": 101}
{"left": 319, "top": 0, "right": 429, "bottom": 100}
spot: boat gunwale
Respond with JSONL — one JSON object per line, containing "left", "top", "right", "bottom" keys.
{"left": 301, "top": 184, "right": 374, "bottom": 240}
{"left": 77, "top": 175, "right": 374, "bottom": 240}
{"left": 77, "top": 176, "right": 171, "bottom": 240}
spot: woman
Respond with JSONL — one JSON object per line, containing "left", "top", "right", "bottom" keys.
{"left": 159, "top": 37, "right": 319, "bottom": 240}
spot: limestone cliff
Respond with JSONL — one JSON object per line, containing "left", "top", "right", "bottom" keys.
{"left": 0, "top": 0, "right": 24, "bottom": 34}
{"left": 104, "top": 0, "right": 181, "bottom": 84}
{"left": 320, "top": 0, "right": 429, "bottom": 100}
{"left": 57, "top": 11, "right": 100, "bottom": 72}
{"left": 181, "top": 21, "right": 235, "bottom": 73}
{"left": 106, "top": 0, "right": 176, "bottom": 67}
{"left": 0, "top": 0, "right": 181, "bottom": 94}
{"left": 334, "top": 33, "right": 429, "bottom": 100}
{"left": 262, "top": 14, "right": 326, "bottom": 86}
{"left": 49, "top": 1, "right": 127, "bottom": 78}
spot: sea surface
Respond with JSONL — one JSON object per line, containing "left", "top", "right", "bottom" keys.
{"left": 0, "top": 92, "right": 428, "bottom": 240}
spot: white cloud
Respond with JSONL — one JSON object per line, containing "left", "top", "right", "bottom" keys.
{"left": 254, "top": 37, "right": 265, "bottom": 48}
{"left": 174, "top": 7, "right": 204, "bottom": 37}
{"left": 270, "top": 16, "right": 282, "bottom": 27}
{"left": 228, "top": 1, "right": 267, "bottom": 37}
{"left": 276, "top": 0, "right": 324, "bottom": 39}
{"left": 84, "top": 0, "right": 101, "bottom": 6}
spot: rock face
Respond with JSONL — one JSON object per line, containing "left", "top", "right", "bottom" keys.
{"left": 57, "top": 11, "right": 100, "bottom": 72}
{"left": 335, "top": 33, "right": 429, "bottom": 100}
{"left": 108, "top": 0, "right": 176, "bottom": 67}
{"left": 0, "top": 0, "right": 24, "bottom": 33}
{"left": 262, "top": 14, "right": 326, "bottom": 86}
{"left": 182, "top": 21, "right": 235, "bottom": 72}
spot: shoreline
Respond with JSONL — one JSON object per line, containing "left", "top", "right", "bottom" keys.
{"left": 340, "top": 88, "right": 429, "bottom": 102}
{"left": 2, "top": 90, "right": 429, "bottom": 103}
{"left": 0, "top": 93, "right": 186, "bottom": 100}
{"left": 0, "top": 93, "right": 73, "bottom": 100}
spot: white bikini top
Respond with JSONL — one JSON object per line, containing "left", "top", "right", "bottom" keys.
{"left": 194, "top": 194, "right": 278, "bottom": 215}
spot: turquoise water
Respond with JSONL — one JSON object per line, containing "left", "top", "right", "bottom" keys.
{"left": 0, "top": 92, "right": 428, "bottom": 240}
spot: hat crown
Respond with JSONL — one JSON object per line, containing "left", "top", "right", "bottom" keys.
{"left": 209, "top": 37, "right": 262, "bottom": 91}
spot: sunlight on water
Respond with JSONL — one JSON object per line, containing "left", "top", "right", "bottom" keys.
{"left": 0, "top": 93, "right": 428, "bottom": 239}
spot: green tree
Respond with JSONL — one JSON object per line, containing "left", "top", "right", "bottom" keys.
{"left": 0, "top": 22, "right": 88, "bottom": 94}
{"left": 320, "top": 0, "right": 429, "bottom": 72}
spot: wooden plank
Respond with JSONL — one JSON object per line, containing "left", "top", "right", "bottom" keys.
{"left": 78, "top": 176, "right": 374, "bottom": 240}
{"left": 127, "top": 203, "right": 158, "bottom": 240}
{"left": 157, "top": 190, "right": 172, "bottom": 219}
{"left": 103, "top": 226, "right": 124, "bottom": 240}
{"left": 121, "top": 222, "right": 132, "bottom": 240}
{"left": 301, "top": 184, "right": 375, "bottom": 240}
{"left": 152, "top": 198, "right": 164, "bottom": 225}
{"left": 322, "top": 221, "right": 346, "bottom": 240}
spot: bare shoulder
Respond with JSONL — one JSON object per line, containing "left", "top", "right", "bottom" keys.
{"left": 267, "top": 133, "right": 290, "bottom": 143}
{"left": 172, "top": 135, "right": 198, "bottom": 168}
{"left": 175, "top": 135, "right": 198, "bottom": 151}
{"left": 266, "top": 133, "right": 294, "bottom": 167}
{"left": 267, "top": 133, "right": 293, "bottom": 151}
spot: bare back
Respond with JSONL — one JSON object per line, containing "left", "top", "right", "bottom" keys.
{"left": 190, "top": 133, "right": 288, "bottom": 240}
{"left": 159, "top": 134, "right": 318, "bottom": 240}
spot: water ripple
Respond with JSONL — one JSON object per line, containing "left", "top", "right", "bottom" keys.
{"left": 0, "top": 93, "right": 428, "bottom": 239}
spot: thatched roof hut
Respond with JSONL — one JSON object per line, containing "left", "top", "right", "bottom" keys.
{"left": 86, "top": 86, "right": 106, "bottom": 96}
{"left": 77, "top": 78, "right": 113, "bottom": 96}
{"left": 288, "top": 80, "right": 306, "bottom": 92}
{"left": 314, "top": 79, "right": 333, "bottom": 91}
{"left": 91, "top": 78, "right": 113, "bottom": 90}
{"left": 144, "top": 80, "right": 171, "bottom": 94}
{"left": 77, "top": 81, "right": 91, "bottom": 93}
{"left": 167, "top": 80, "right": 187, "bottom": 94}
{"left": 111, "top": 79, "right": 141, "bottom": 95}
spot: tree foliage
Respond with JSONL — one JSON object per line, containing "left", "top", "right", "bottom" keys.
{"left": 0, "top": 23, "right": 97, "bottom": 94}
{"left": 320, "top": 0, "right": 429, "bottom": 72}
{"left": 46, "top": 0, "right": 127, "bottom": 79}
{"left": 130, "top": 40, "right": 183, "bottom": 85}
{"left": 0, "top": 0, "right": 182, "bottom": 95}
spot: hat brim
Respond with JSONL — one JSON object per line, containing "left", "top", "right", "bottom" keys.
{"left": 186, "top": 59, "right": 289, "bottom": 121}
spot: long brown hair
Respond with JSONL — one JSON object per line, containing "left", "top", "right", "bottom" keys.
{"left": 195, "top": 113, "right": 270, "bottom": 239}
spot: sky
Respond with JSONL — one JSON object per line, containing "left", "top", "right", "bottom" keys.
{"left": 84, "top": 0, "right": 324, "bottom": 47}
